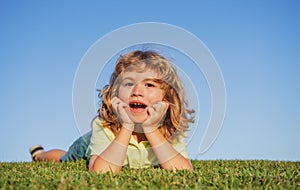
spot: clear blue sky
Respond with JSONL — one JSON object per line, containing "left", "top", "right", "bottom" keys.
{"left": 0, "top": 1, "right": 299, "bottom": 162}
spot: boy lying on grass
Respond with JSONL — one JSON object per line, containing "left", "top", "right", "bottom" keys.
{"left": 30, "top": 50, "right": 195, "bottom": 173}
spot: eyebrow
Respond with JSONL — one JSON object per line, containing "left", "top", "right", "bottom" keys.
{"left": 122, "top": 77, "right": 134, "bottom": 81}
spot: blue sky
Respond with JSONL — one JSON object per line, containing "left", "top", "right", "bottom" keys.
{"left": 0, "top": 1, "right": 299, "bottom": 162}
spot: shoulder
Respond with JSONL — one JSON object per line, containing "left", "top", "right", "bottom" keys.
{"left": 170, "top": 131, "right": 187, "bottom": 145}
{"left": 91, "top": 116, "right": 115, "bottom": 140}
{"left": 91, "top": 116, "right": 103, "bottom": 129}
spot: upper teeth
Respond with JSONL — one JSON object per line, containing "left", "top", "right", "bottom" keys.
{"left": 133, "top": 103, "right": 143, "bottom": 105}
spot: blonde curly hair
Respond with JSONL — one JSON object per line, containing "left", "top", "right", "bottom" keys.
{"left": 98, "top": 50, "right": 194, "bottom": 140}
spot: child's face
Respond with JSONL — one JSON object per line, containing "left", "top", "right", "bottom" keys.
{"left": 117, "top": 69, "right": 165, "bottom": 123}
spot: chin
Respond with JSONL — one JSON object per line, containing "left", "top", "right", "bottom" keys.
{"left": 130, "top": 115, "right": 148, "bottom": 124}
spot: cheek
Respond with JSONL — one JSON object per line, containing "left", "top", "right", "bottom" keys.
{"left": 150, "top": 90, "right": 164, "bottom": 101}
{"left": 117, "top": 87, "right": 129, "bottom": 101}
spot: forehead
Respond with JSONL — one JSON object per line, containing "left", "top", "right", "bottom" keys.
{"left": 124, "top": 60, "right": 162, "bottom": 74}
{"left": 122, "top": 69, "right": 159, "bottom": 81}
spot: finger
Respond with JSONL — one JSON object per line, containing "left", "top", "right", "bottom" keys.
{"left": 112, "top": 97, "right": 127, "bottom": 112}
{"left": 147, "top": 106, "right": 155, "bottom": 116}
{"left": 161, "top": 101, "right": 169, "bottom": 113}
{"left": 151, "top": 102, "right": 163, "bottom": 112}
{"left": 152, "top": 101, "right": 166, "bottom": 113}
{"left": 119, "top": 101, "right": 128, "bottom": 109}
{"left": 111, "top": 97, "right": 120, "bottom": 110}
{"left": 163, "top": 101, "right": 169, "bottom": 109}
{"left": 111, "top": 96, "right": 119, "bottom": 104}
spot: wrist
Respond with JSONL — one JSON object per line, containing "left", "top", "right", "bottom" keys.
{"left": 122, "top": 123, "right": 134, "bottom": 132}
{"left": 142, "top": 125, "right": 160, "bottom": 134}
{"left": 151, "top": 140, "right": 179, "bottom": 164}
{"left": 143, "top": 127, "right": 161, "bottom": 139}
{"left": 143, "top": 126, "right": 159, "bottom": 134}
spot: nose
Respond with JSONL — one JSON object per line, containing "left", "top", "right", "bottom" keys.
{"left": 131, "top": 83, "right": 143, "bottom": 97}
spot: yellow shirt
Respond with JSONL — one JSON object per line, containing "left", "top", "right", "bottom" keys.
{"left": 88, "top": 117, "right": 189, "bottom": 168}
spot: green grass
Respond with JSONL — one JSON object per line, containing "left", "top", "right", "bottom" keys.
{"left": 1, "top": 160, "right": 299, "bottom": 189}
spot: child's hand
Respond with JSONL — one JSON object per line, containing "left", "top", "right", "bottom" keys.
{"left": 142, "top": 101, "right": 169, "bottom": 133}
{"left": 111, "top": 97, "right": 134, "bottom": 131}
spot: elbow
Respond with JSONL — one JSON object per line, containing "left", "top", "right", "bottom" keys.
{"left": 89, "top": 160, "right": 122, "bottom": 173}
{"left": 89, "top": 165, "right": 122, "bottom": 173}
{"left": 186, "top": 160, "right": 194, "bottom": 172}
{"left": 187, "top": 165, "right": 194, "bottom": 172}
{"left": 160, "top": 158, "right": 194, "bottom": 172}
{"left": 181, "top": 158, "right": 194, "bottom": 172}
{"left": 89, "top": 154, "right": 124, "bottom": 173}
{"left": 88, "top": 164, "right": 98, "bottom": 173}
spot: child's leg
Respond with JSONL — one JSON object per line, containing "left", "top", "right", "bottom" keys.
{"left": 35, "top": 149, "right": 66, "bottom": 162}
{"left": 30, "top": 131, "right": 92, "bottom": 163}
{"left": 60, "top": 131, "right": 92, "bottom": 162}
{"left": 30, "top": 144, "right": 66, "bottom": 162}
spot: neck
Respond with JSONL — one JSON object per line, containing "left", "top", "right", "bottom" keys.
{"left": 132, "top": 131, "right": 147, "bottom": 143}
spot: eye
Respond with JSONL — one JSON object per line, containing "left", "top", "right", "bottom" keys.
{"left": 145, "top": 82, "right": 156, "bottom": 87}
{"left": 124, "top": 82, "right": 134, "bottom": 87}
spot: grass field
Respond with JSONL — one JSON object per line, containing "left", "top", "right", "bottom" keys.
{"left": 1, "top": 160, "right": 299, "bottom": 189}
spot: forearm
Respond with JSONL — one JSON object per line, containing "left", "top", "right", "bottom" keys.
{"left": 145, "top": 129, "right": 193, "bottom": 171}
{"left": 89, "top": 126, "right": 132, "bottom": 173}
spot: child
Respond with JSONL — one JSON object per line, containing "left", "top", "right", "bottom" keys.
{"left": 30, "top": 50, "right": 195, "bottom": 173}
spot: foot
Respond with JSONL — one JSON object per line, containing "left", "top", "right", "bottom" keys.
{"left": 29, "top": 144, "right": 44, "bottom": 161}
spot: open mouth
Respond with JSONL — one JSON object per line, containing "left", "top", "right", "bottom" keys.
{"left": 129, "top": 102, "right": 147, "bottom": 110}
